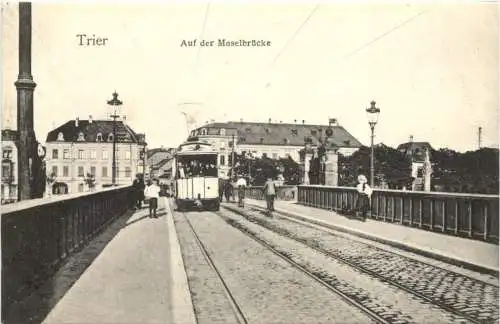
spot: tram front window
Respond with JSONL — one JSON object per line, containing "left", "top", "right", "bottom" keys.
{"left": 177, "top": 156, "right": 217, "bottom": 178}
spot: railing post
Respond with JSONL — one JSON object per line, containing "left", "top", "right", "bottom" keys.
{"left": 409, "top": 198, "right": 413, "bottom": 226}
{"left": 483, "top": 202, "right": 488, "bottom": 241}
{"left": 418, "top": 199, "right": 423, "bottom": 228}
{"left": 468, "top": 200, "right": 473, "bottom": 237}
{"left": 441, "top": 200, "right": 446, "bottom": 232}
{"left": 400, "top": 195, "right": 404, "bottom": 224}
{"left": 454, "top": 200, "right": 459, "bottom": 235}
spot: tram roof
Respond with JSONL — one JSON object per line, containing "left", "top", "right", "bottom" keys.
{"left": 175, "top": 141, "right": 217, "bottom": 156}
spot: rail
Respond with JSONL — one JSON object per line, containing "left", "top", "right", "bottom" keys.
{"left": 2, "top": 185, "right": 134, "bottom": 320}
{"left": 297, "top": 185, "right": 499, "bottom": 243}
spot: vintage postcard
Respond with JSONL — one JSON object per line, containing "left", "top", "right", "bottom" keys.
{"left": 1, "top": 1, "right": 498, "bottom": 323}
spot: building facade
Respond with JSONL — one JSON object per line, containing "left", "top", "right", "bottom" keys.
{"left": 187, "top": 120, "right": 363, "bottom": 178}
{"left": 45, "top": 117, "right": 146, "bottom": 194}
{"left": 2, "top": 129, "right": 19, "bottom": 203}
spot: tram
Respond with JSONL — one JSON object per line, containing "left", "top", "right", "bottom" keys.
{"left": 173, "top": 140, "right": 220, "bottom": 211}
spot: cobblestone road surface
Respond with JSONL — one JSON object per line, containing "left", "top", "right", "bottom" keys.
{"left": 220, "top": 208, "right": 470, "bottom": 323}
{"left": 180, "top": 210, "right": 377, "bottom": 324}
{"left": 232, "top": 205, "right": 499, "bottom": 323}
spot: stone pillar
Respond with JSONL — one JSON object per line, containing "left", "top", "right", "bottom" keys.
{"left": 324, "top": 150, "right": 338, "bottom": 186}
{"left": 303, "top": 152, "right": 312, "bottom": 185}
{"left": 15, "top": 2, "right": 37, "bottom": 201}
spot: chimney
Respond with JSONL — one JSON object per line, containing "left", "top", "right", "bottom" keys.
{"left": 294, "top": 119, "right": 297, "bottom": 124}
{"left": 89, "top": 115, "right": 93, "bottom": 124}
{"left": 268, "top": 118, "right": 272, "bottom": 123}
{"left": 240, "top": 118, "right": 243, "bottom": 123}
{"left": 75, "top": 117, "right": 79, "bottom": 127}
{"left": 302, "top": 120, "right": 305, "bottom": 124}
{"left": 409, "top": 135, "right": 414, "bottom": 143}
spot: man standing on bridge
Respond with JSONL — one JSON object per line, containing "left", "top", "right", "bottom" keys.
{"left": 145, "top": 179, "right": 161, "bottom": 218}
{"left": 263, "top": 177, "right": 276, "bottom": 214}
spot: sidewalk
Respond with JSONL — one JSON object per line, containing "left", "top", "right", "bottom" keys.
{"left": 7, "top": 197, "right": 194, "bottom": 324}
{"left": 244, "top": 199, "right": 499, "bottom": 276}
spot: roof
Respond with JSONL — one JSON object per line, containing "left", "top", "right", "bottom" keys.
{"left": 151, "top": 157, "right": 172, "bottom": 170}
{"left": 46, "top": 119, "right": 141, "bottom": 143}
{"left": 147, "top": 148, "right": 172, "bottom": 159}
{"left": 397, "top": 142, "right": 433, "bottom": 161}
{"left": 190, "top": 121, "right": 363, "bottom": 148}
{"left": 2, "top": 129, "right": 19, "bottom": 142}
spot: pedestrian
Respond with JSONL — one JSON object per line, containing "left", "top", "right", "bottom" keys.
{"left": 144, "top": 178, "right": 161, "bottom": 218}
{"left": 236, "top": 175, "right": 247, "bottom": 207}
{"left": 355, "top": 174, "right": 372, "bottom": 221}
{"left": 132, "top": 174, "right": 145, "bottom": 209}
{"left": 263, "top": 177, "right": 276, "bottom": 214}
{"left": 224, "top": 179, "right": 232, "bottom": 203}
{"left": 218, "top": 178, "right": 225, "bottom": 201}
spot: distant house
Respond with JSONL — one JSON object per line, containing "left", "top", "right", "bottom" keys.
{"left": 397, "top": 140, "right": 433, "bottom": 191}
{"left": 397, "top": 141, "right": 433, "bottom": 162}
{"left": 2, "top": 129, "right": 19, "bottom": 203}
{"left": 187, "top": 119, "right": 362, "bottom": 178}
{"left": 45, "top": 116, "right": 146, "bottom": 194}
{"left": 146, "top": 147, "right": 175, "bottom": 180}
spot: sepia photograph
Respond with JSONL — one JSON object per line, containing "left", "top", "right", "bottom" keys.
{"left": 1, "top": 1, "right": 499, "bottom": 323}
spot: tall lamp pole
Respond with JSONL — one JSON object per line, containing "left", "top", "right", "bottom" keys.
{"left": 366, "top": 101, "right": 380, "bottom": 187}
{"left": 107, "top": 91, "right": 122, "bottom": 186}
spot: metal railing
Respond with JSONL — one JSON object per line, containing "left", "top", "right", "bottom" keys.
{"left": 2, "top": 185, "right": 134, "bottom": 319}
{"left": 245, "top": 185, "right": 297, "bottom": 201}
{"left": 297, "top": 185, "right": 499, "bottom": 243}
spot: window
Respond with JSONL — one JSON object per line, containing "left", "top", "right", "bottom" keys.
{"left": 220, "top": 128, "right": 226, "bottom": 136}
{"left": 291, "top": 129, "right": 298, "bottom": 135}
{"left": 260, "top": 138, "right": 264, "bottom": 144}
{"left": 125, "top": 167, "right": 131, "bottom": 177}
{"left": 220, "top": 155, "right": 225, "bottom": 166}
{"left": 284, "top": 138, "right": 289, "bottom": 144}
{"left": 102, "top": 166, "right": 108, "bottom": 177}
{"left": 201, "top": 128, "right": 207, "bottom": 135}
{"left": 57, "top": 132, "right": 64, "bottom": 141}
{"left": 78, "top": 183, "right": 84, "bottom": 192}
{"left": 272, "top": 153, "right": 278, "bottom": 159}
{"left": 245, "top": 127, "right": 251, "bottom": 133}
{"left": 102, "top": 150, "right": 109, "bottom": 160}
{"left": 239, "top": 137, "right": 246, "bottom": 142}
{"left": 2, "top": 148, "right": 12, "bottom": 159}
{"left": 90, "top": 150, "right": 97, "bottom": 159}
{"left": 78, "top": 149, "right": 84, "bottom": 159}
{"left": 77, "top": 132, "right": 85, "bottom": 141}
{"left": 311, "top": 130, "right": 317, "bottom": 136}
{"left": 262, "top": 153, "right": 267, "bottom": 158}
{"left": 52, "top": 149, "right": 59, "bottom": 159}
{"left": 228, "top": 155, "right": 233, "bottom": 166}
{"left": 63, "top": 149, "right": 70, "bottom": 159}
{"left": 125, "top": 151, "right": 131, "bottom": 160}
{"left": 78, "top": 166, "right": 84, "bottom": 177}
{"left": 90, "top": 166, "right": 96, "bottom": 176}
{"left": 52, "top": 166, "right": 58, "bottom": 177}
{"left": 220, "top": 141, "right": 226, "bottom": 148}
{"left": 63, "top": 166, "right": 69, "bottom": 177}
{"left": 265, "top": 128, "right": 270, "bottom": 134}
{"left": 108, "top": 133, "right": 114, "bottom": 142}
{"left": 96, "top": 133, "right": 103, "bottom": 142}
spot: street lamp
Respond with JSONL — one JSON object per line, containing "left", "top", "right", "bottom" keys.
{"left": 107, "top": 91, "right": 123, "bottom": 186}
{"left": 366, "top": 100, "right": 380, "bottom": 187}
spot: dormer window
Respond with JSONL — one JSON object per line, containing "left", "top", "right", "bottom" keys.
{"left": 190, "top": 130, "right": 195, "bottom": 137}
{"left": 311, "top": 130, "right": 317, "bottom": 136}
{"left": 57, "top": 132, "right": 64, "bottom": 141}
{"left": 96, "top": 133, "right": 103, "bottom": 142}
{"left": 77, "top": 132, "right": 85, "bottom": 141}
{"left": 260, "top": 138, "right": 264, "bottom": 144}
{"left": 108, "top": 133, "right": 114, "bottom": 142}
{"left": 219, "top": 128, "right": 226, "bottom": 136}
{"left": 239, "top": 137, "right": 246, "bottom": 142}
{"left": 284, "top": 138, "right": 289, "bottom": 144}
{"left": 291, "top": 129, "right": 298, "bottom": 135}
{"left": 245, "top": 127, "right": 251, "bottom": 133}
{"left": 201, "top": 128, "right": 207, "bottom": 135}
{"left": 265, "top": 128, "right": 270, "bottom": 134}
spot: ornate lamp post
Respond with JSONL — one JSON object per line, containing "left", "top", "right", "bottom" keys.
{"left": 366, "top": 100, "right": 380, "bottom": 187}
{"left": 107, "top": 91, "right": 123, "bottom": 186}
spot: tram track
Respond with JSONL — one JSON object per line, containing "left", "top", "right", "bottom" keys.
{"left": 213, "top": 211, "right": 400, "bottom": 324}
{"left": 181, "top": 211, "right": 248, "bottom": 324}
{"left": 221, "top": 204, "right": 499, "bottom": 324}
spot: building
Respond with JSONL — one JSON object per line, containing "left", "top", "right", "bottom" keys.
{"left": 45, "top": 116, "right": 146, "bottom": 194}
{"left": 2, "top": 129, "right": 19, "bottom": 204}
{"left": 397, "top": 138, "right": 434, "bottom": 191}
{"left": 187, "top": 119, "right": 362, "bottom": 178}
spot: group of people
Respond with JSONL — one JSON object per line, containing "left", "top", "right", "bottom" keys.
{"left": 218, "top": 175, "right": 277, "bottom": 213}
{"left": 132, "top": 174, "right": 161, "bottom": 218}
{"left": 177, "top": 160, "right": 218, "bottom": 178}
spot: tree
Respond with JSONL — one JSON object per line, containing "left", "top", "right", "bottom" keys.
{"left": 338, "top": 145, "right": 412, "bottom": 188}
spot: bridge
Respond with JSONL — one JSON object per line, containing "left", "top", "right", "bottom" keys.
{"left": 2, "top": 185, "right": 499, "bottom": 323}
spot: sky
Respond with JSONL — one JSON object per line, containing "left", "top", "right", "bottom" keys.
{"left": 2, "top": 1, "right": 498, "bottom": 152}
